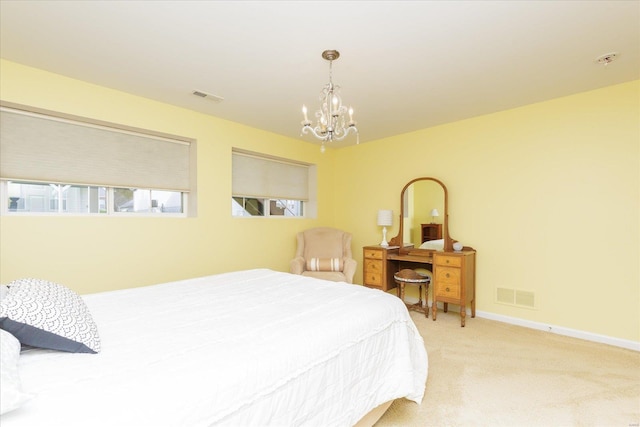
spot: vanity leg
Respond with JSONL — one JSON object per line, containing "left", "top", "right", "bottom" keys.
{"left": 460, "top": 304, "right": 466, "bottom": 327}
{"left": 432, "top": 302, "right": 437, "bottom": 320}
{"left": 444, "top": 302, "right": 448, "bottom": 313}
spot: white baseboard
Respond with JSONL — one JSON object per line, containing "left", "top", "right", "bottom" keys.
{"left": 403, "top": 298, "right": 639, "bottom": 351}
{"left": 475, "top": 310, "right": 640, "bottom": 352}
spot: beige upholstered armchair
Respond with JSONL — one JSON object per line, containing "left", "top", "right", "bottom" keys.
{"left": 290, "top": 227, "right": 357, "bottom": 284}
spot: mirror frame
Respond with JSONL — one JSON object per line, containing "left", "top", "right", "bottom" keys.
{"left": 389, "top": 177, "right": 454, "bottom": 255}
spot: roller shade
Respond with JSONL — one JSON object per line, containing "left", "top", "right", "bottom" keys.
{"left": 232, "top": 151, "right": 309, "bottom": 200}
{"left": 0, "top": 107, "right": 191, "bottom": 192}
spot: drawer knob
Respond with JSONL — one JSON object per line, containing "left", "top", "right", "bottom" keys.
{"left": 446, "top": 287, "right": 450, "bottom": 292}
{"left": 445, "top": 273, "right": 450, "bottom": 278}
{"left": 446, "top": 259, "right": 450, "bottom": 264}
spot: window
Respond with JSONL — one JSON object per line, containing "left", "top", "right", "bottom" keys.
{"left": 0, "top": 103, "right": 196, "bottom": 216}
{"left": 232, "top": 197, "right": 304, "bottom": 217}
{"left": 4, "top": 181, "right": 184, "bottom": 215}
{"left": 231, "top": 149, "right": 316, "bottom": 218}
{"left": 113, "top": 188, "right": 183, "bottom": 213}
{"left": 6, "top": 181, "right": 106, "bottom": 214}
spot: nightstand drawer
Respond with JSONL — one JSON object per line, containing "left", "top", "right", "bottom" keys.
{"left": 364, "top": 249, "right": 383, "bottom": 259}
{"left": 434, "top": 255, "right": 462, "bottom": 267}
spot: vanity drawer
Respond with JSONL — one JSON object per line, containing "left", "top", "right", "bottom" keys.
{"left": 435, "top": 281, "right": 461, "bottom": 299}
{"left": 364, "top": 259, "right": 383, "bottom": 273}
{"left": 364, "top": 249, "right": 383, "bottom": 259}
{"left": 364, "top": 271, "right": 382, "bottom": 286}
{"left": 363, "top": 259, "right": 383, "bottom": 286}
{"left": 434, "top": 254, "right": 462, "bottom": 268}
{"left": 436, "top": 266, "right": 461, "bottom": 283}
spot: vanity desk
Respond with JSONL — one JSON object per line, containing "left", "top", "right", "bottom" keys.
{"left": 370, "top": 176, "right": 477, "bottom": 327}
{"left": 363, "top": 245, "right": 476, "bottom": 327}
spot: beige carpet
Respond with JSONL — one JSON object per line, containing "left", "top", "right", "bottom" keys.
{"left": 376, "top": 310, "right": 640, "bottom": 427}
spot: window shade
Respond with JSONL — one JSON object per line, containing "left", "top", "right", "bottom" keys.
{"left": 0, "top": 108, "right": 191, "bottom": 192}
{"left": 232, "top": 151, "right": 309, "bottom": 200}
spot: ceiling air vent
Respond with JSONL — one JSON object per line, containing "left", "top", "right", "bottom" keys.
{"left": 192, "top": 90, "right": 224, "bottom": 103}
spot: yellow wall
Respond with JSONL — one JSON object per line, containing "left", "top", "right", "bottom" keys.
{"left": 0, "top": 59, "right": 336, "bottom": 292}
{"left": 1, "top": 59, "right": 638, "bottom": 344}
{"left": 334, "top": 80, "right": 639, "bottom": 343}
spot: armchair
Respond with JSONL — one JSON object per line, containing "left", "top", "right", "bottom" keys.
{"left": 290, "top": 227, "right": 357, "bottom": 284}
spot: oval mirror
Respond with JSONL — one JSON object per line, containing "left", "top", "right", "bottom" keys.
{"left": 389, "top": 177, "right": 454, "bottom": 254}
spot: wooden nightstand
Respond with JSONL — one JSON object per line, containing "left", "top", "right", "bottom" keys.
{"left": 421, "top": 223, "right": 442, "bottom": 243}
{"left": 432, "top": 250, "right": 476, "bottom": 327}
{"left": 362, "top": 245, "right": 398, "bottom": 292}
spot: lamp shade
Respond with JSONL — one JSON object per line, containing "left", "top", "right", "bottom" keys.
{"left": 377, "top": 210, "right": 393, "bottom": 227}
{"left": 430, "top": 208, "right": 439, "bottom": 217}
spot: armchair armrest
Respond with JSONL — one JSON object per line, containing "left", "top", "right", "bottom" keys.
{"left": 290, "top": 257, "right": 305, "bottom": 275}
{"left": 343, "top": 257, "right": 357, "bottom": 284}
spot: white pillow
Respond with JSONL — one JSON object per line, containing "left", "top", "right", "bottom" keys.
{"left": 0, "top": 285, "right": 8, "bottom": 301}
{"left": 418, "top": 239, "right": 445, "bottom": 251}
{"left": 0, "top": 278, "right": 101, "bottom": 353}
{"left": 0, "top": 329, "right": 34, "bottom": 415}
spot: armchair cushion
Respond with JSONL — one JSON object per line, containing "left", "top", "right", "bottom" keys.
{"left": 306, "top": 257, "right": 344, "bottom": 272}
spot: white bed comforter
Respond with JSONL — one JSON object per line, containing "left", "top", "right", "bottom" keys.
{"left": 2, "top": 269, "right": 428, "bottom": 427}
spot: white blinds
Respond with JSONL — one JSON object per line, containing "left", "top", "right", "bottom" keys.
{"left": 232, "top": 151, "right": 309, "bottom": 200}
{"left": 0, "top": 107, "right": 191, "bottom": 191}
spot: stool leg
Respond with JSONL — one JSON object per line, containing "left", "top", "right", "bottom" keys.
{"left": 425, "top": 283, "right": 429, "bottom": 318}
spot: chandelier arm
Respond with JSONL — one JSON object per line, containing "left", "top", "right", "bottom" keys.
{"left": 302, "top": 125, "right": 329, "bottom": 141}
{"left": 328, "top": 126, "right": 358, "bottom": 142}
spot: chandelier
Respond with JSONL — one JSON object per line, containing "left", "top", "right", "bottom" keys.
{"left": 301, "top": 50, "right": 359, "bottom": 152}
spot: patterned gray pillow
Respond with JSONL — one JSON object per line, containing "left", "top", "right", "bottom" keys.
{"left": 0, "top": 279, "right": 101, "bottom": 353}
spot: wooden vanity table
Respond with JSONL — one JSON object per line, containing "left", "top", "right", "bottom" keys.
{"left": 365, "top": 176, "right": 477, "bottom": 327}
{"left": 363, "top": 245, "right": 476, "bottom": 327}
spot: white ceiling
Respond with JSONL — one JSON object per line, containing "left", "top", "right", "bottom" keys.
{"left": 1, "top": 1, "right": 638, "bottom": 146}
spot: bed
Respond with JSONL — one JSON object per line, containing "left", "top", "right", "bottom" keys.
{"left": 419, "top": 238, "right": 444, "bottom": 251}
{"left": 1, "top": 269, "right": 428, "bottom": 426}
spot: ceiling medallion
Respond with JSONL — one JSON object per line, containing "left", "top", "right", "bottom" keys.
{"left": 595, "top": 52, "right": 619, "bottom": 66}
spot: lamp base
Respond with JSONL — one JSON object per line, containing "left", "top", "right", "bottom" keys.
{"left": 380, "top": 227, "right": 389, "bottom": 247}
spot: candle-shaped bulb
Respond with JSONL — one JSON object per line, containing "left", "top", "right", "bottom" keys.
{"left": 348, "top": 106, "right": 354, "bottom": 122}
{"left": 302, "top": 105, "right": 309, "bottom": 122}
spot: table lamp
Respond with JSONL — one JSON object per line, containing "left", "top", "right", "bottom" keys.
{"left": 430, "top": 208, "right": 439, "bottom": 224}
{"left": 377, "top": 209, "right": 393, "bottom": 247}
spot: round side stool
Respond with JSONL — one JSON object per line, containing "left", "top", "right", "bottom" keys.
{"left": 394, "top": 268, "right": 431, "bottom": 317}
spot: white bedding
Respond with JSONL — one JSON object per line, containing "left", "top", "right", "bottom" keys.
{"left": 419, "top": 238, "right": 444, "bottom": 251}
{"left": 2, "top": 269, "right": 428, "bottom": 427}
